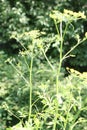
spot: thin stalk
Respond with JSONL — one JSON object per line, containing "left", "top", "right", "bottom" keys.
{"left": 53, "top": 22, "right": 63, "bottom": 130}
{"left": 10, "top": 62, "right": 29, "bottom": 85}
{"left": 60, "top": 22, "right": 63, "bottom": 59}
{"left": 16, "top": 37, "right": 28, "bottom": 52}
{"left": 62, "top": 38, "right": 86, "bottom": 60}
{"left": 24, "top": 56, "right": 30, "bottom": 71}
{"left": 53, "top": 114, "right": 58, "bottom": 130}
{"left": 57, "top": 22, "right": 63, "bottom": 96}
{"left": 28, "top": 42, "right": 34, "bottom": 122}
{"left": 5, "top": 104, "right": 24, "bottom": 125}
{"left": 42, "top": 48, "right": 54, "bottom": 70}
{"left": 56, "top": 21, "right": 69, "bottom": 95}
{"left": 54, "top": 19, "right": 60, "bottom": 36}
{"left": 64, "top": 103, "right": 74, "bottom": 130}
{"left": 62, "top": 22, "right": 69, "bottom": 42}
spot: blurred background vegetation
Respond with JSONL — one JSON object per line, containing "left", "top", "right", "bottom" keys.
{"left": 0, "top": 0, "right": 87, "bottom": 129}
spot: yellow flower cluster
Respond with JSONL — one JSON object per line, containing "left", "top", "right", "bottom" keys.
{"left": 67, "top": 67, "right": 87, "bottom": 81}
{"left": 50, "top": 11, "right": 63, "bottom": 22}
{"left": 50, "top": 9, "right": 86, "bottom": 22}
{"left": 28, "top": 30, "right": 41, "bottom": 39}
{"left": 64, "top": 9, "right": 86, "bottom": 19}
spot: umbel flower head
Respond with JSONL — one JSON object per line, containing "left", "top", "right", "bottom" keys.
{"left": 64, "top": 9, "right": 86, "bottom": 19}
{"left": 50, "top": 9, "right": 86, "bottom": 22}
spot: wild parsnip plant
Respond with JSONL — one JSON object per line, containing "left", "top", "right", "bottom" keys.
{"left": 49, "top": 9, "right": 87, "bottom": 130}
{"left": 6, "top": 9, "right": 87, "bottom": 130}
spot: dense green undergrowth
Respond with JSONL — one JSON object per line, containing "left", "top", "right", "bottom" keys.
{"left": 0, "top": 9, "right": 87, "bottom": 130}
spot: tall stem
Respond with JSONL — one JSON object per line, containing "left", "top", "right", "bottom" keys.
{"left": 57, "top": 22, "right": 63, "bottom": 96}
{"left": 28, "top": 42, "right": 34, "bottom": 122}
{"left": 42, "top": 48, "right": 54, "bottom": 70}
{"left": 54, "top": 19, "right": 60, "bottom": 36}
{"left": 53, "top": 22, "right": 63, "bottom": 130}
{"left": 62, "top": 38, "right": 85, "bottom": 60}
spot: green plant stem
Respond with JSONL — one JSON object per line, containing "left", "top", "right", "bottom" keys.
{"left": 4, "top": 104, "right": 24, "bottom": 126}
{"left": 62, "top": 38, "right": 86, "bottom": 60}
{"left": 54, "top": 19, "right": 60, "bottom": 36}
{"left": 10, "top": 62, "right": 29, "bottom": 85}
{"left": 60, "top": 22, "right": 63, "bottom": 62}
{"left": 53, "top": 113, "right": 58, "bottom": 130}
{"left": 42, "top": 48, "right": 54, "bottom": 70}
{"left": 53, "top": 21, "right": 72, "bottom": 130}
{"left": 53, "top": 22, "right": 63, "bottom": 130}
{"left": 55, "top": 23, "right": 69, "bottom": 94}
{"left": 28, "top": 42, "right": 34, "bottom": 122}
{"left": 62, "top": 22, "right": 69, "bottom": 42}
{"left": 56, "top": 21, "right": 69, "bottom": 94}
{"left": 56, "top": 22, "right": 63, "bottom": 97}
